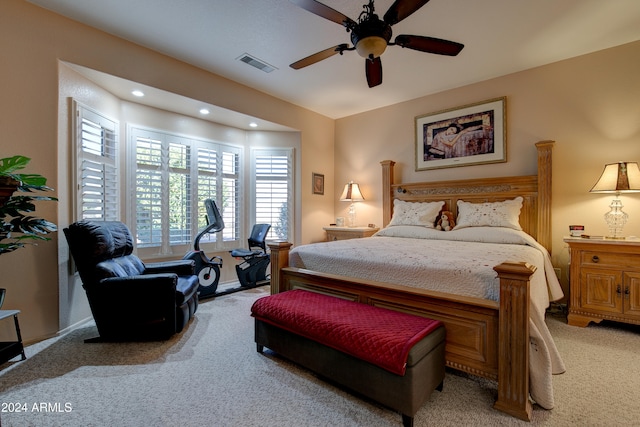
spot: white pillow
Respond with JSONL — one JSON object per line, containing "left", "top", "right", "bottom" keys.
{"left": 388, "top": 200, "right": 444, "bottom": 228}
{"left": 374, "top": 225, "right": 444, "bottom": 239}
{"left": 446, "top": 227, "right": 531, "bottom": 245}
{"left": 454, "top": 197, "right": 523, "bottom": 230}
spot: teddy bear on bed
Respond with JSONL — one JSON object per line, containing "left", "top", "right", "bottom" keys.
{"left": 435, "top": 211, "right": 455, "bottom": 231}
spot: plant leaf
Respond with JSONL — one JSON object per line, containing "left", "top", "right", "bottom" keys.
{"left": 0, "top": 155, "right": 30, "bottom": 175}
{"left": 10, "top": 216, "right": 57, "bottom": 234}
{"left": 17, "top": 174, "right": 50, "bottom": 191}
{"left": 0, "top": 155, "right": 58, "bottom": 256}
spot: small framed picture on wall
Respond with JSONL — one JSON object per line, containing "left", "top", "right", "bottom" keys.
{"left": 312, "top": 172, "right": 324, "bottom": 195}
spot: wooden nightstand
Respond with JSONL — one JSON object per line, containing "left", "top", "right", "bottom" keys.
{"left": 564, "top": 237, "right": 640, "bottom": 327}
{"left": 323, "top": 226, "right": 379, "bottom": 241}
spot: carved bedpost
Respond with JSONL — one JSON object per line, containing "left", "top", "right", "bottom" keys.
{"left": 380, "top": 160, "right": 395, "bottom": 228}
{"left": 268, "top": 241, "right": 292, "bottom": 294}
{"left": 493, "top": 261, "right": 534, "bottom": 421}
{"left": 535, "top": 141, "right": 554, "bottom": 253}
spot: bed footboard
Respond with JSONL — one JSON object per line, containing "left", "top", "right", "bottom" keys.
{"left": 268, "top": 242, "right": 534, "bottom": 421}
{"left": 493, "top": 262, "right": 533, "bottom": 421}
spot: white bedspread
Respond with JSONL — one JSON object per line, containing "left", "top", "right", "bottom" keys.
{"left": 289, "top": 226, "right": 566, "bottom": 409}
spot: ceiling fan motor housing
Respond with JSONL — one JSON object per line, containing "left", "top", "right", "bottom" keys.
{"left": 351, "top": 17, "right": 392, "bottom": 59}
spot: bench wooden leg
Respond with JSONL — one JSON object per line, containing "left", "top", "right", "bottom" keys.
{"left": 402, "top": 413, "right": 413, "bottom": 427}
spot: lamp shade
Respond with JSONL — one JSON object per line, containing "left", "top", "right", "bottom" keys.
{"left": 340, "top": 181, "right": 364, "bottom": 201}
{"left": 590, "top": 162, "right": 640, "bottom": 193}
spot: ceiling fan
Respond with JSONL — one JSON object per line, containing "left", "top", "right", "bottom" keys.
{"left": 289, "top": 0, "right": 464, "bottom": 88}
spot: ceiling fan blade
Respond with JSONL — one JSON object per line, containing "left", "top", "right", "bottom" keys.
{"left": 383, "top": 0, "right": 431, "bottom": 26}
{"left": 290, "top": 0, "right": 356, "bottom": 28}
{"left": 394, "top": 35, "right": 464, "bottom": 56}
{"left": 365, "top": 57, "right": 383, "bottom": 88}
{"left": 290, "top": 44, "right": 349, "bottom": 70}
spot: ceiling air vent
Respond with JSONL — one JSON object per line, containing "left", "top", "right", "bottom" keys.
{"left": 237, "top": 53, "right": 277, "bottom": 73}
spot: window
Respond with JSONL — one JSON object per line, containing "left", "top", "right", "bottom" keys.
{"left": 130, "top": 127, "right": 241, "bottom": 257}
{"left": 195, "top": 146, "right": 240, "bottom": 245}
{"left": 73, "top": 101, "right": 119, "bottom": 221}
{"left": 71, "top": 100, "right": 296, "bottom": 266}
{"left": 251, "top": 148, "right": 294, "bottom": 241}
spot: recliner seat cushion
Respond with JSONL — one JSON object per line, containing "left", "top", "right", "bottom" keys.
{"left": 96, "top": 256, "right": 146, "bottom": 279}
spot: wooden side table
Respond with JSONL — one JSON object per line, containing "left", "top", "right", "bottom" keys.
{"left": 323, "top": 226, "right": 379, "bottom": 241}
{"left": 0, "top": 309, "right": 26, "bottom": 365}
{"left": 564, "top": 237, "right": 640, "bottom": 327}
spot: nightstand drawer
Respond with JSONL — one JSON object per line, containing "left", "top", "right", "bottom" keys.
{"left": 323, "top": 226, "right": 379, "bottom": 241}
{"left": 580, "top": 251, "right": 640, "bottom": 269}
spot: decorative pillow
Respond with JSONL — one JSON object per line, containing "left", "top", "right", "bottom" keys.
{"left": 388, "top": 200, "right": 444, "bottom": 228}
{"left": 453, "top": 197, "right": 523, "bottom": 230}
{"left": 446, "top": 227, "right": 531, "bottom": 245}
{"left": 374, "top": 225, "right": 444, "bottom": 239}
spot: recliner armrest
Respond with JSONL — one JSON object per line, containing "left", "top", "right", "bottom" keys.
{"left": 144, "top": 259, "right": 195, "bottom": 276}
{"left": 98, "top": 273, "right": 178, "bottom": 293}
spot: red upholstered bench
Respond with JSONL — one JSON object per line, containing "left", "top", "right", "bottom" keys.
{"left": 251, "top": 289, "right": 446, "bottom": 427}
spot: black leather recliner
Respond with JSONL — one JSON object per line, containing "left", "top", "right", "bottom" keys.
{"left": 64, "top": 220, "right": 199, "bottom": 341}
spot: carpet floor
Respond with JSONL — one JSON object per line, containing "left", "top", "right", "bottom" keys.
{"left": 0, "top": 286, "right": 639, "bottom": 426}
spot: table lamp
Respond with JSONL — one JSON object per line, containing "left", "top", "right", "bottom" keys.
{"left": 340, "top": 181, "right": 364, "bottom": 227}
{"left": 590, "top": 161, "right": 640, "bottom": 239}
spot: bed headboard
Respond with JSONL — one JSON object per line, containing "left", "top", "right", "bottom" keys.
{"left": 381, "top": 141, "right": 554, "bottom": 252}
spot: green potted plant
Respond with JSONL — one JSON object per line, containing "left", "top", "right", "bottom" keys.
{"left": 0, "top": 155, "right": 57, "bottom": 255}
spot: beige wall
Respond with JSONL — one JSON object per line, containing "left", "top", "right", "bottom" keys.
{"left": 0, "top": 0, "right": 333, "bottom": 342}
{"left": 335, "top": 40, "right": 640, "bottom": 298}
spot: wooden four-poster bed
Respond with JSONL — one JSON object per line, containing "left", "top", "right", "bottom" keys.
{"left": 268, "top": 141, "right": 558, "bottom": 421}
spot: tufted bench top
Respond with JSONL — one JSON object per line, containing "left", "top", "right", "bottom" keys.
{"left": 251, "top": 289, "right": 443, "bottom": 375}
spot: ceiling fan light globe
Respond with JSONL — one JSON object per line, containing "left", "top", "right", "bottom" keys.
{"left": 356, "top": 36, "right": 387, "bottom": 58}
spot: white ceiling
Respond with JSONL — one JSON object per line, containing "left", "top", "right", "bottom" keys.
{"left": 28, "top": 0, "right": 640, "bottom": 122}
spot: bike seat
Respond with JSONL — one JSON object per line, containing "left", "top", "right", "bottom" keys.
{"left": 230, "top": 248, "right": 266, "bottom": 259}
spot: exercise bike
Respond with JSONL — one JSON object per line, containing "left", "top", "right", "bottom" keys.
{"left": 184, "top": 199, "right": 271, "bottom": 299}
{"left": 183, "top": 199, "right": 224, "bottom": 299}
{"left": 229, "top": 223, "right": 271, "bottom": 289}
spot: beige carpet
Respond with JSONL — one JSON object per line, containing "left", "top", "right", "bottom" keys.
{"left": 0, "top": 287, "right": 639, "bottom": 427}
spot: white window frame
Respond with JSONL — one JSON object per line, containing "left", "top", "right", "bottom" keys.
{"left": 127, "top": 126, "right": 243, "bottom": 259}
{"left": 250, "top": 148, "right": 294, "bottom": 243}
{"left": 72, "top": 100, "right": 119, "bottom": 222}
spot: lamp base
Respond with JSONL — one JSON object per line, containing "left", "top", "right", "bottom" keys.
{"left": 348, "top": 203, "right": 356, "bottom": 227}
{"left": 603, "top": 196, "right": 628, "bottom": 240}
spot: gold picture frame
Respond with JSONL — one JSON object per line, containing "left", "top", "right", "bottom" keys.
{"left": 312, "top": 172, "right": 324, "bottom": 195}
{"left": 415, "top": 97, "right": 506, "bottom": 171}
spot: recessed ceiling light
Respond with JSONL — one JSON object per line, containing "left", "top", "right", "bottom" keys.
{"left": 132, "top": 90, "right": 144, "bottom": 97}
{"left": 249, "top": 122, "right": 258, "bottom": 128}
{"left": 199, "top": 108, "right": 210, "bottom": 115}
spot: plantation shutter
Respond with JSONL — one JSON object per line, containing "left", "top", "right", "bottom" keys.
{"left": 74, "top": 101, "right": 119, "bottom": 221}
{"left": 130, "top": 127, "right": 241, "bottom": 256}
{"left": 252, "top": 148, "right": 293, "bottom": 241}
{"left": 134, "top": 132, "right": 163, "bottom": 248}
{"left": 195, "top": 146, "right": 218, "bottom": 244}
{"left": 221, "top": 148, "right": 240, "bottom": 243}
